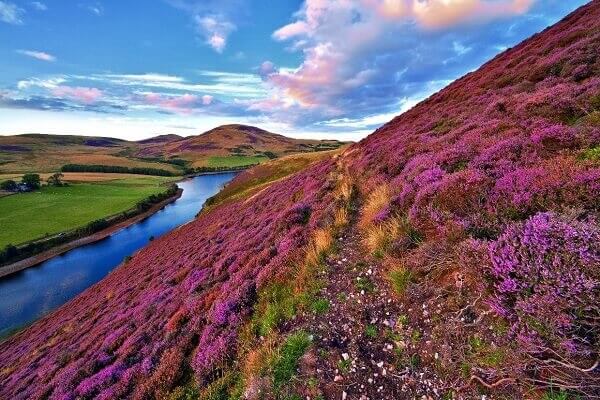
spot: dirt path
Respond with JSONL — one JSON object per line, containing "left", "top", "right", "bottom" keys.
{"left": 287, "top": 224, "right": 451, "bottom": 400}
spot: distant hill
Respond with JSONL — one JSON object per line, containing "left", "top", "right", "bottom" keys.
{"left": 136, "top": 134, "right": 183, "bottom": 145}
{"left": 0, "top": 126, "right": 347, "bottom": 174}
{"left": 134, "top": 124, "right": 345, "bottom": 167}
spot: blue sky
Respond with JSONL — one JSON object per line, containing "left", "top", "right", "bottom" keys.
{"left": 0, "top": 0, "right": 589, "bottom": 140}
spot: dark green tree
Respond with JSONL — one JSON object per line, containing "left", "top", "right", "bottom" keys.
{"left": 0, "top": 179, "right": 17, "bottom": 191}
{"left": 22, "top": 173, "right": 41, "bottom": 189}
{"left": 47, "top": 172, "right": 64, "bottom": 187}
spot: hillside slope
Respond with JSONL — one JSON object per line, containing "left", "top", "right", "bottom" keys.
{"left": 1, "top": 2, "right": 599, "bottom": 399}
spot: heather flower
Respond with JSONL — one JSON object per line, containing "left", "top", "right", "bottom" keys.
{"left": 489, "top": 212, "right": 600, "bottom": 356}
{"left": 284, "top": 202, "right": 312, "bottom": 226}
{"left": 530, "top": 123, "right": 578, "bottom": 149}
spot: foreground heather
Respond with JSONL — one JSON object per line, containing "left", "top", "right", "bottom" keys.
{"left": 1, "top": 2, "right": 599, "bottom": 399}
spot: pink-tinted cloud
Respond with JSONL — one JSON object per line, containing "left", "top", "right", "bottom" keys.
{"left": 196, "top": 15, "right": 236, "bottom": 53}
{"left": 52, "top": 86, "right": 103, "bottom": 103}
{"left": 140, "top": 92, "right": 213, "bottom": 114}
{"left": 410, "top": 0, "right": 535, "bottom": 29}
{"left": 264, "top": 0, "right": 534, "bottom": 116}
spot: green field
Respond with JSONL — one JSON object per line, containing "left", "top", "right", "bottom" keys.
{"left": 205, "top": 155, "right": 268, "bottom": 168}
{"left": 0, "top": 176, "right": 175, "bottom": 248}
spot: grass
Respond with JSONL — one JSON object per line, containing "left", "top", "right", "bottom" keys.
{"left": 252, "top": 283, "right": 298, "bottom": 337}
{"left": 542, "top": 388, "right": 570, "bottom": 400}
{"left": 309, "top": 297, "right": 330, "bottom": 314}
{"left": 203, "top": 151, "right": 340, "bottom": 211}
{"left": 355, "top": 276, "right": 375, "bottom": 293}
{"left": 580, "top": 145, "right": 600, "bottom": 161}
{"left": 365, "top": 324, "right": 378, "bottom": 338}
{"left": 389, "top": 265, "right": 413, "bottom": 296}
{"left": 205, "top": 155, "right": 268, "bottom": 168}
{"left": 0, "top": 175, "right": 175, "bottom": 248}
{"left": 271, "top": 331, "right": 312, "bottom": 390}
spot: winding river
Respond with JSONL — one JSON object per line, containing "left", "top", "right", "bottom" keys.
{"left": 0, "top": 172, "right": 237, "bottom": 337}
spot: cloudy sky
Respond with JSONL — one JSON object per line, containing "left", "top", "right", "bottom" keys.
{"left": 0, "top": 0, "right": 588, "bottom": 140}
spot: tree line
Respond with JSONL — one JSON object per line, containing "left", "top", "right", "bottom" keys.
{"left": 61, "top": 164, "right": 176, "bottom": 176}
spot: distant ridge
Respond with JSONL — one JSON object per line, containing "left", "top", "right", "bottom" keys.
{"left": 0, "top": 125, "right": 347, "bottom": 173}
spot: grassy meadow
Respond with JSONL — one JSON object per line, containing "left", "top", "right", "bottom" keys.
{"left": 202, "top": 155, "right": 269, "bottom": 168}
{"left": 0, "top": 174, "right": 176, "bottom": 248}
{"left": 203, "top": 150, "right": 343, "bottom": 212}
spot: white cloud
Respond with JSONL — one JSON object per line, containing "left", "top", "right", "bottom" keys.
{"left": 16, "top": 49, "right": 56, "bottom": 62}
{"left": 87, "top": 3, "right": 103, "bottom": 16}
{"left": 0, "top": 1, "right": 24, "bottom": 24}
{"left": 195, "top": 15, "right": 236, "bottom": 53}
{"left": 30, "top": 2, "right": 47, "bottom": 11}
{"left": 102, "top": 73, "right": 185, "bottom": 83}
{"left": 98, "top": 71, "right": 266, "bottom": 98}
{"left": 17, "top": 76, "right": 66, "bottom": 90}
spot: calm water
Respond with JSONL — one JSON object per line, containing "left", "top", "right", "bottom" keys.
{"left": 0, "top": 172, "right": 236, "bottom": 337}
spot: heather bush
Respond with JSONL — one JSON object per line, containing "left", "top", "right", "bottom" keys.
{"left": 2, "top": 3, "right": 600, "bottom": 399}
{"left": 488, "top": 212, "right": 599, "bottom": 357}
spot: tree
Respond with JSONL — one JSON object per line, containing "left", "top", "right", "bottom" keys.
{"left": 0, "top": 179, "right": 17, "bottom": 191}
{"left": 47, "top": 172, "right": 64, "bottom": 187}
{"left": 22, "top": 173, "right": 41, "bottom": 190}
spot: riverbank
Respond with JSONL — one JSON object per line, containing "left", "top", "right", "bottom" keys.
{"left": 0, "top": 188, "right": 182, "bottom": 278}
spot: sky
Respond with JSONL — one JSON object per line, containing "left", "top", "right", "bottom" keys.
{"left": 0, "top": 0, "right": 589, "bottom": 141}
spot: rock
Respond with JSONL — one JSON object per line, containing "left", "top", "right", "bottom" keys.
{"left": 334, "top": 375, "right": 344, "bottom": 382}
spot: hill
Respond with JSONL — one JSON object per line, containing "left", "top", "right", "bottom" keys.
{"left": 133, "top": 124, "right": 345, "bottom": 168}
{"left": 0, "top": 2, "right": 599, "bottom": 399}
{"left": 0, "top": 126, "right": 346, "bottom": 174}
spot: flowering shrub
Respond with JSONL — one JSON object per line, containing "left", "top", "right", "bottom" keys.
{"left": 488, "top": 212, "right": 600, "bottom": 356}
{"left": 1, "top": 3, "right": 600, "bottom": 398}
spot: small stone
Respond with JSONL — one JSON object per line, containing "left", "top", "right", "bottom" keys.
{"left": 342, "top": 353, "right": 350, "bottom": 361}
{"left": 342, "top": 391, "right": 347, "bottom": 400}
{"left": 334, "top": 375, "right": 343, "bottom": 382}
{"left": 376, "top": 361, "right": 384, "bottom": 368}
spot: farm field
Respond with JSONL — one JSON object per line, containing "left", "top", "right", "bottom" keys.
{"left": 0, "top": 174, "right": 176, "bottom": 248}
{"left": 203, "top": 155, "right": 268, "bottom": 168}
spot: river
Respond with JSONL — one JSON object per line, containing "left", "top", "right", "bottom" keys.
{"left": 0, "top": 172, "right": 237, "bottom": 337}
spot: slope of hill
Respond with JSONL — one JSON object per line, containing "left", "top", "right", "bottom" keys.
{"left": 0, "top": 126, "right": 346, "bottom": 173}
{"left": 1, "top": 2, "right": 599, "bottom": 399}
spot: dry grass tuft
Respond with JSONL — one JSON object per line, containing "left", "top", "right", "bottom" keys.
{"left": 334, "top": 207, "right": 348, "bottom": 228}
{"left": 305, "top": 228, "right": 333, "bottom": 267}
{"left": 360, "top": 184, "right": 391, "bottom": 227}
{"left": 363, "top": 217, "right": 402, "bottom": 254}
{"left": 241, "top": 335, "right": 278, "bottom": 381}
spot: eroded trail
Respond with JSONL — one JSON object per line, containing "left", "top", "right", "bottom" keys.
{"left": 285, "top": 223, "right": 448, "bottom": 400}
